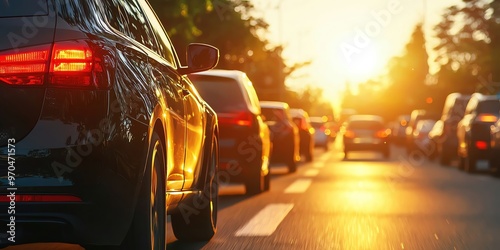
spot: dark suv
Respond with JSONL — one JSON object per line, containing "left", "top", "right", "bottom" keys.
{"left": 434, "top": 93, "right": 471, "bottom": 165}
{"left": 0, "top": 0, "right": 219, "bottom": 248}
{"left": 457, "top": 94, "right": 500, "bottom": 173}
{"left": 190, "top": 70, "right": 272, "bottom": 194}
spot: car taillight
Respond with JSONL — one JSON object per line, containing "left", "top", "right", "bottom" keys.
{"left": 218, "top": 112, "right": 253, "bottom": 127}
{"left": 344, "top": 130, "right": 355, "bottom": 138}
{"left": 0, "top": 44, "right": 50, "bottom": 85}
{"left": 0, "top": 194, "right": 82, "bottom": 202}
{"left": 376, "top": 129, "right": 391, "bottom": 138}
{"left": 0, "top": 40, "right": 103, "bottom": 87}
{"left": 475, "top": 140, "right": 488, "bottom": 150}
{"left": 477, "top": 114, "right": 498, "bottom": 123}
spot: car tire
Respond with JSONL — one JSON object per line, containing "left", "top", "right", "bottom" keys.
{"left": 344, "top": 150, "right": 348, "bottom": 159}
{"left": 123, "top": 131, "right": 166, "bottom": 250}
{"left": 287, "top": 157, "right": 297, "bottom": 173}
{"left": 439, "top": 151, "right": 451, "bottom": 166}
{"left": 465, "top": 154, "right": 477, "bottom": 174}
{"left": 245, "top": 169, "right": 264, "bottom": 195}
{"left": 171, "top": 136, "right": 218, "bottom": 241}
{"left": 324, "top": 143, "right": 329, "bottom": 151}
{"left": 264, "top": 171, "right": 271, "bottom": 191}
{"left": 305, "top": 152, "right": 313, "bottom": 162}
{"left": 458, "top": 156, "right": 465, "bottom": 170}
{"left": 383, "top": 148, "right": 390, "bottom": 159}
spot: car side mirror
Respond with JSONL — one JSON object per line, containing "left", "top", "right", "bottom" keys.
{"left": 178, "top": 43, "right": 219, "bottom": 75}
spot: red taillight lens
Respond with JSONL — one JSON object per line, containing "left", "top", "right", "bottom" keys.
{"left": 218, "top": 112, "right": 253, "bottom": 127}
{"left": 475, "top": 141, "right": 488, "bottom": 150}
{"left": 376, "top": 129, "right": 391, "bottom": 138}
{"left": 0, "top": 44, "right": 50, "bottom": 85}
{"left": 0, "top": 194, "right": 82, "bottom": 202}
{"left": 477, "top": 114, "right": 498, "bottom": 123}
{"left": 344, "top": 130, "right": 355, "bottom": 138}
{"left": 0, "top": 40, "right": 103, "bottom": 87}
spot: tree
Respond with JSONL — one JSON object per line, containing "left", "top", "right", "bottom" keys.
{"left": 433, "top": 0, "right": 492, "bottom": 93}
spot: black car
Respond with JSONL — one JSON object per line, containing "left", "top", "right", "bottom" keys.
{"left": 457, "top": 94, "right": 500, "bottom": 173}
{"left": 260, "top": 101, "right": 300, "bottom": 172}
{"left": 434, "top": 93, "right": 471, "bottom": 165}
{"left": 189, "top": 69, "right": 272, "bottom": 194}
{"left": 0, "top": 0, "right": 219, "bottom": 248}
{"left": 290, "top": 109, "right": 315, "bottom": 162}
{"left": 343, "top": 115, "right": 390, "bottom": 159}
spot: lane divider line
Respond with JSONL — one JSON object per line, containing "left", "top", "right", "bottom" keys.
{"left": 284, "top": 179, "right": 312, "bottom": 193}
{"left": 235, "top": 203, "right": 294, "bottom": 236}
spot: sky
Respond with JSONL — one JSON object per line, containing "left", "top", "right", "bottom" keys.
{"left": 251, "top": 0, "right": 462, "bottom": 105}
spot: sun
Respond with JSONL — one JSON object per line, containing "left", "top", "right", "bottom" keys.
{"left": 345, "top": 47, "right": 382, "bottom": 83}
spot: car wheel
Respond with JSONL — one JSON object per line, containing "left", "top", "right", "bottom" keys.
{"left": 245, "top": 168, "right": 264, "bottom": 195}
{"left": 324, "top": 143, "right": 329, "bottom": 151}
{"left": 383, "top": 149, "right": 390, "bottom": 159}
{"left": 344, "top": 150, "right": 348, "bottom": 159}
{"left": 124, "top": 131, "right": 165, "bottom": 250}
{"left": 465, "top": 154, "right": 477, "bottom": 174}
{"left": 439, "top": 152, "right": 451, "bottom": 166}
{"left": 171, "top": 136, "right": 218, "bottom": 241}
{"left": 264, "top": 171, "right": 271, "bottom": 191}
{"left": 287, "top": 157, "right": 297, "bottom": 173}
{"left": 305, "top": 151, "right": 313, "bottom": 162}
{"left": 458, "top": 156, "right": 465, "bottom": 170}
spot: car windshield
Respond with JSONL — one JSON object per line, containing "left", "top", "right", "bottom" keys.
{"left": 191, "top": 76, "right": 247, "bottom": 113}
{"left": 261, "top": 108, "right": 286, "bottom": 122}
{"left": 476, "top": 100, "right": 500, "bottom": 114}
{"left": 347, "top": 120, "right": 384, "bottom": 130}
{"left": 0, "top": 0, "right": 48, "bottom": 17}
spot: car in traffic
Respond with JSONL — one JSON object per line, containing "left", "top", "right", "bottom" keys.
{"left": 392, "top": 115, "right": 410, "bottom": 145}
{"left": 457, "top": 94, "right": 500, "bottom": 173}
{"left": 412, "top": 119, "right": 437, "bottom": 157}
{"left": 290, "top": 109, "right": 315, "bottom": 162}
{"left": 309, "top": 116, "right": 333, "bottom": 150}
{"left": 406, "top": 109, "right": 438, "bottom": 154}
{"left": 260, "top": 101, "right": 300, "bottom": 172}
{"left": 0, "top": 0, "right": 219, "bottom": 248}
{"left": 189, "top": 69, "right": 272, "bottom": 194}
{"left": 433, "top": 93, "right": 471, "bottom": 165}
{"left": 343, "top": 115, "right": 391, "bottom": 159}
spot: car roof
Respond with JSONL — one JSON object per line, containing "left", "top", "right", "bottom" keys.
{"left": 260, "top": 101, "right": 289, "bottom": 109}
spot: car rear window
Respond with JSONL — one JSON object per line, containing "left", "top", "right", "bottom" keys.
{"left": 191, "top": 76, "right": 247, "bottom": 113}
{"left": 0, "top": 0, "right": 48, "bottom": 17}
{"left": 476, "top": 100, "right": 500, "bottom": 114}
{"left": 262, "top": 108, "right": 287, "bottom": 122}
{"left": 347, "top": 120, "right": 383, "bottom": 130}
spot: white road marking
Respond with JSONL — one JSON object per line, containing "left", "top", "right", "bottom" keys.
{"left": 313, "top": 162, "right": 324, "bottom": 168}
{"left": 235, "top": 203, "right": 294, "bottom": 236}
{"left": 304, "top": 169, "right": 319, "bottom": 177}
{"left": 284, "top": 179, "right": 312, "bottom": 193}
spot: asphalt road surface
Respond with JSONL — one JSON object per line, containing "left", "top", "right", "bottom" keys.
{"left": 5, "top": 140, "right": 500, "bottom": 250}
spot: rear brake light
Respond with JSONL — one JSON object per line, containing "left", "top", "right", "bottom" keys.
{"left": 344, "top": 130, "right": 355, "bottom": 138}
{"left": 376, "top": 129, "right": 391, "bottom": 138}
{"left": 218, "top": 112, "right": 253, "bottom": 127}
{"left": 0, "top": 194, "right": 82, "bottom": 202}
{"left": 0, "top": 44, "right": 50, "bottom": 85}
{"left": 475, "top": 141, "right": 488, "bottom": 150}
{"left": 477, "top": 114, "right": 497, "bottom": 123}
{"left": 0, "top": 40, "right": 103, "bottom": 87}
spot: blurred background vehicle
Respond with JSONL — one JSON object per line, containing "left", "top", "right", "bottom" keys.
{"left": 310, "top": 116, "right": 334, "bottom": 150}
{"left": 457, "top": 94, "right": 500, "bottom": 173}
{"left": 290, "top": 109, "right": 315, "bottom": 162}
{"left": 190, "top": 69, "right": 272, "bottom": 194}
{"left": 392, "top": 115, "right": 410, "bottom": 145}
{"left": 412, "top": 119, "right": 437, "bottom": 157}
{"left": 343, "top": 115, "right": 391, "bottom": 159}
{"left": 406, "top": 109, "right": 438, "bottom": 154}
{"left": 432, "top": 93, "right": 471, "bottom": 165}
{"left": 260, "top": 101, "right": 300, "bottom": 172}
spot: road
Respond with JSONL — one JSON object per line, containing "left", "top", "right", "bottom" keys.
{"left": 168, "top": 141, "right": 500, "bottom": 250}
{"left": 5, "top": 141, "right": 500, "bottom": 250}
